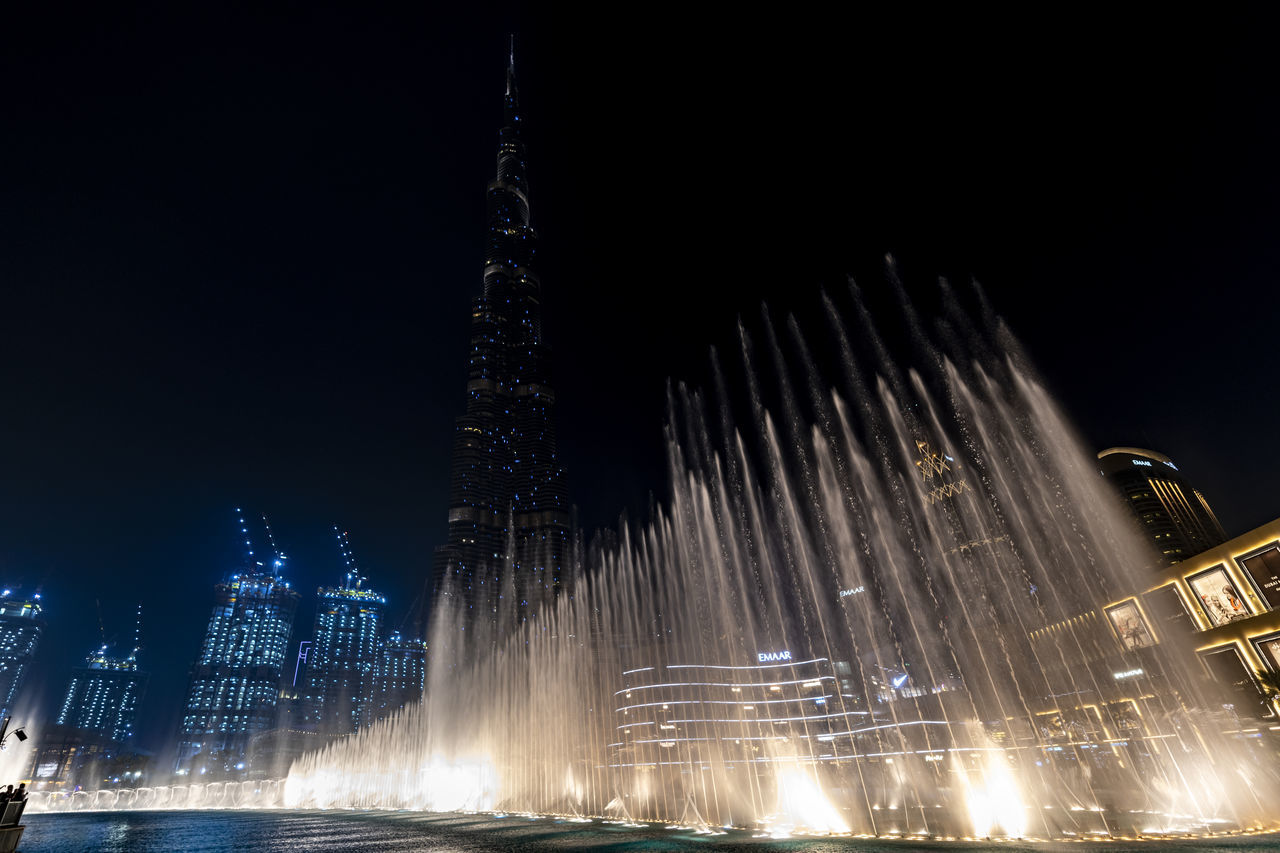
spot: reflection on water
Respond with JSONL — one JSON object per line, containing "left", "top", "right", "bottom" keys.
{"left": 25, "top": 810, "right": 1280, "bottom": 853}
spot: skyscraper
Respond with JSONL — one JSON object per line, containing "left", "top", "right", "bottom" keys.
{"left": 300, "top": 528, "right": 386, "bottom": 736}
{"left": 55, "top": 643, "right": 146, "bottom": 744}
{"left": 29, "top": 642, "right": 149, "bottom": 787}
{"left": 1098, "top": 446, "right": 1228, "bottom": 566}
{"left": 0, "top": 591, "right": 43, "bottom": 720}
{"left": 371, "top": 630, "right": 426, "bottom": 724}
{"left": 30, "top": 605, "right": 148, "bottom": 788}
{"left": 175, "top": 512, "right": 299, "bottom": 776}
{"left": 432, "top": 42, "right": 569, "bottom": 628}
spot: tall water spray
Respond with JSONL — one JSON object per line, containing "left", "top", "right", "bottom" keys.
{"left": 278, "top": 277, "right": 1278, "bottom": 839}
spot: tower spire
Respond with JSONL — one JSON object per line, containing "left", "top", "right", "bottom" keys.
{"left": 504, "top": 34, "right": 519, "bottom": 129}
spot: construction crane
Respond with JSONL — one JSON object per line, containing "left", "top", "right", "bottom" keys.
{"left": 334, "top": 526, "right": 366, "bottom": 590}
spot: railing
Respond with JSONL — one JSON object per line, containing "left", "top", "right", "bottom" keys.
{"left": 0, "top": 800, "right": 25, "bottom": 827}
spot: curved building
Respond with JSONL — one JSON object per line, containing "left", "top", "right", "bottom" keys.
{"left": 608, "top": 651, "right": 971, "bottom": 827}
{"left": 1098, "top": 447, "right": 1227, "bottom": 566}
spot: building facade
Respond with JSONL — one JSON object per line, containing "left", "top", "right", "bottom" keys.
{"left": 432, "top": 44, "right": 569, "bottom": 629}
{"left": 175, "top": 529, "right": 299, "bottom": 776}
{"left": 610, "top": 650, "right": 972, "bottom": 829}
{"left": 300, "top": 576, "right": 385, "bottom": 736}
{"left": 31, "top": 644, "right": 147, "bottom": 787}
{"left": 612, "top": 653, "right": 869, "bottom": 773}
{"left": 55, "top": 644, "right": 146, "bottom": 743}
{"left": 1134, "top": 516, "right": 1280, "bottom": 718}
{"left": 1098, "top": 446, "right": 1227, "bottom": 565}
{"left": 0, "top": 592, "right": 44, "bottom": 720}
{"left": 370, "top": 630, "right": 426, "bottom": 724}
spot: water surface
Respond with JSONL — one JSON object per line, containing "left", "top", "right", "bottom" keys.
{"left": 25, "top": 811, "right": 1280, "bottom": 852}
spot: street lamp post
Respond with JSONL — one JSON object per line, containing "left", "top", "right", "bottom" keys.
{"left": 0, "top": 718, "right": 26, "bottom": 750}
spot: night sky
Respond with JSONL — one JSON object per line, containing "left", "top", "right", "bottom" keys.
{"left": 2, "top": 6, "right": 1276, "bottom": 756}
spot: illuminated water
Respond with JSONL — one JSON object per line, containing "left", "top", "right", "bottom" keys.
{"left": 34, "top": 279, "right": 1280, "bottom": 838}
{"left": 25, "top": 811, "right": 1280, "bottom": 852}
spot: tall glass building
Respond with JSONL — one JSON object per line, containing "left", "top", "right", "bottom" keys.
{"left": 370, "top": 630, "right": 426, "bottom": 724}
{"left": 175, "top": 513, "right": 299, "bottom": 776}
{"left": 1098, "top": 446, "right": 1228, "bottom": 566}
{"left": 55, "top": 644, "right": 146, "bottom": 743}
{"left": 30, "top": 642, "right": 148, "bottom": 787}
{"left": 300, "top": 532, "right": 386, "bottom": 735}
{"left": 432, "top": 43, "right": 570, "bottom": 630}
{"left": 0, "top": 591, "right": 44, "bottom": 720}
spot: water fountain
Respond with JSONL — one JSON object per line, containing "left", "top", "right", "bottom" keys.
{"left": 41, "top": 277, "right": 1280, "bottom": 841}
{"left": 281, "top": 277, "right": 1280, "bottom": 838}
{"left": 29, "top": 780, "right": 284, "bottom": 813}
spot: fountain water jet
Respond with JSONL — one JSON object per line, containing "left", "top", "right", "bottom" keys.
{"left": 39, "top": 278, "right": 1280, "bottom": 840}
{"left": 280, "top": 279, "right": 1280, "bottom": 838}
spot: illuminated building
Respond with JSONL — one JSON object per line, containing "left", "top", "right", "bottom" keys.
{"left": 55, "top": 643, "right": 146, "bottom": 743}
{"left": 0, "top": 591, "right": 43, "bottom": 720}
{"left": 613, "top": 653, "right": 867, "bottom": 767}
{"left": 175, "top": 512, "right": 299, "bottom": 776}
{"left": 370, "top": 630, "right": 426, "bottom": 724}
{"left": 432, "top": 41, "right": 569, "bottom": 629}
{"left": 1135, "top": 516, "right": 1280, "bottom": 717}
{"left": 1098, "top": 447, "right": 1227, "bottom": 565}
{"left": 30, "top": 642, "right": 147, "bottom": 787}
{"left": 1017, "top": 517, "right": 1280, "bottom": 769}
{"left": 609, "top": 650, "right": 967, "bottom": 820}
{"left": 300, "top": 529, "right": 386, "bottom": 735}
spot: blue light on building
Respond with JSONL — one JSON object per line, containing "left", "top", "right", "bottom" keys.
{"left": 371, "top": 630, "right": 426, "bottom": 724}
{"left": 56, "top": 644, "right": 147, "bottom": 742}
{"left": 0, "top": 593, "right": 45, "bottom": 720}
{"left": 174, "top": 512, "right": 300, "bottom": 776}
{"left": 300, "top": 528, "right": 386, "bottom": 735}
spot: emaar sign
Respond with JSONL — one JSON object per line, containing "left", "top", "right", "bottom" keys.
{"left": 757, "top": 650, "right": 792, "bottom": 663}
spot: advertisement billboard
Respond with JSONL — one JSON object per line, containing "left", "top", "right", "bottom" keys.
{"left": 1104, "top": 599, "right": 1156, "bottom": 650}
{"left": 1239, "top": 545, "right": 1280, "bottom": 610}
{"left": 1187, "top": 566, "right": 1251, "bottom": 627}
{"left": 1252, "top": 633, "right": 1280, "bottom": 673}
{"left": 1199, "top": 644, "right": 1267, "bottom": 713}
{"left": 1143, "top": 584, "right": 1195, "bottom": 635}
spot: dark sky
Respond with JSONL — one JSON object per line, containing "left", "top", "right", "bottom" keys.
{"left": 2, "top": 6, "right": 1276, "bottom": 755}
